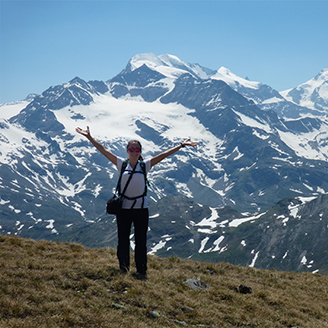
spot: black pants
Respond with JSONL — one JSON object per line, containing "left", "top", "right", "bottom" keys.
{"left": 116, "top": 208, "right": 149, "bottom": 274}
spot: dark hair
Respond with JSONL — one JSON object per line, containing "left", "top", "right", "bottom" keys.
{"left": 127, "top": 139, "right": 143, "bottom": 161}
{"left": 127, "top": 139, "right": 142, "bottom": 150}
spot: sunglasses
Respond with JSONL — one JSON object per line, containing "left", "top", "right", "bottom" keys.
{"left": 128, "top": 147, "right": 141, "bottom": 153}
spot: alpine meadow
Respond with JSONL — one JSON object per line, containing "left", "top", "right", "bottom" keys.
{"left": 1, "top": 234, "right": 328, "bottom": 327}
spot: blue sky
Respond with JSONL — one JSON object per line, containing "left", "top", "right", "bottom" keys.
{"left": 1, "top": 0, "right": 327, "bottom": 104}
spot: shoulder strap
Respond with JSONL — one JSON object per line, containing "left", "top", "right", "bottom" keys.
{"left": 116, "top": 159, "right": 129, "bottom": 196}
{"left": 139, "top": 160, "right": 149, "bottom": 186}
{"left": 120, "top": 163, "right": 137, "bottom": 197}
{"left": 122, "top": 159, "right": 129, "bottom": 172}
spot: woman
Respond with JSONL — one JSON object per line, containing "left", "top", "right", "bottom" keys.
{"left": 76, "top": 126, "right": 198, "bottom": 279}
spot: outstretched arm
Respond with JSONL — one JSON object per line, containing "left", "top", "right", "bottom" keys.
{"left": 76, "top": 126, "right": 117, "bottom": 165}
{"left": 151, "top": 138, "right": 198, "bottom": 167}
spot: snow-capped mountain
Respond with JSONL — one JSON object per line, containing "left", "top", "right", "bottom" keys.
{"left": 281, "top": 69, "right": 328, "bottom": 113}
{"left": 211, "top": 67, "right": 326, "bottom": 119}
{"left": 1, "top": 53, "right": 328, "bottom": 273}
{"left": 120, "top": 52, "right": 216, "bottom": 79}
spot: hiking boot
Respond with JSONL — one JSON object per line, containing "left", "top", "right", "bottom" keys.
{"left": 119, "top": 266, "right": 129, "bottom": 274}
{"left": 133, "top": 272, "right": 148, "bottom": 281}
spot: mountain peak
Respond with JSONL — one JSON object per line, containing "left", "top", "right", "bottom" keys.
{"left": 213, "top": 67, "right": 261, "bottom": 90}
{"left": 217, "top": 66, "right": 232, "bottom": 75}
{"left": 129, "top": 53, "right": 164, "bottom": 71}
{"left": 158, "top": 53, "right": 185, "bottom": 67}
{"left": 24, "top": 93, "right": 39, "bottom": 101}
{"left": 124, "top": 53, "right": 214, "bottom": 80}
{"left": 281, "top": 68, "right": 328, "bottom": 111}
{"left": 314, "top": 68, "right": 328, "bottom": 81}
{"left": 67, "top": 76, "right": 90, "bottom": 90}
{"left": 69, "top": 76, "right": 84, "bottom": 83}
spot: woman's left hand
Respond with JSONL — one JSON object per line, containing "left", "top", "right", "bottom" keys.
{"left": 182, "top": 138, "right": 198, "bottom": 148}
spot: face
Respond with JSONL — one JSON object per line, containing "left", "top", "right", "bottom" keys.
{"left": 127, "top": 142, "right": 142, "bottom": 160}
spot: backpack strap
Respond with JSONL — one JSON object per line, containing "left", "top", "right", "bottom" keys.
{"left": 139, "top": 160, "right": 149, "bottom": 190}
{"left": 116, "top": 159, "right": 135, "bottom": 199}
{"left": 116, "top": 159, "right": 129, "bottom": 196}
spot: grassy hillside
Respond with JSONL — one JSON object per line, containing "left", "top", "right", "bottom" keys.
{"left": 1, "top": 234, "right": 328, "bottom": 328}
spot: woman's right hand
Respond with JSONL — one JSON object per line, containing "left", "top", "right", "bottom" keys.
{"left": 75, "top": 126, "right": 117, "bottom": 165}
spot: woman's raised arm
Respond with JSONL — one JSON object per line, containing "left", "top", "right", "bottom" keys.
{"left": 151, "top": 138, "right": 198, "bottom": 167}
{"left": 76, "top": 126, "right": 117, "bottom": 166}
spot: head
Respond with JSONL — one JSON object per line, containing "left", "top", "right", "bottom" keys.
{"left": 126, "top": 140, "right": 143, "bottom": 161}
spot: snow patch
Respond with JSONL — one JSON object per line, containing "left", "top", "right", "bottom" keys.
{"left": 249, "top": 250, "right": 260, "bottom": 268}
{"left": 229, "top": 212, "right": 266, "bottom": 227}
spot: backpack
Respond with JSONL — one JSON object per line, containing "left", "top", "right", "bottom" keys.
{"left": 117, "top": 159, "right": 149, "bottom": 209}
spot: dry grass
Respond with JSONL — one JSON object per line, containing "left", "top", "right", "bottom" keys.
{"left": 1, "top": 234, "right": 328, "bottom": 328}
